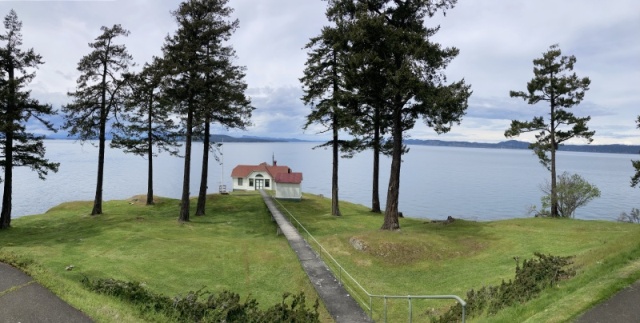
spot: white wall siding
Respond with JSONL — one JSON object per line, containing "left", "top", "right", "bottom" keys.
{"left": 232, "top": 171, "right": 275, "bottom": 191}
{"left": 275, "top": 183, "right": 302, "bottom": 200}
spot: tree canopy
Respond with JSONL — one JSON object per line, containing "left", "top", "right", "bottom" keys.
{"left": 161, "top": 0, "right": 252, "bottom": 222}
{"left": 301, "top": 23, "right": 354, "bottom": 217}
{"left": 505, "top": 44, "right": 594, "bottom": 217}
{"left": 323, "top": 0, "right": 471, "bottom": 230}
{"left": 0, "top": 10, "right": 59, "bottom": 228}
{"left": 111, "top": 58, "right": 181, "bottom": 205}
{"left": 62, "top": 24, "right": 133, "bottom": 215}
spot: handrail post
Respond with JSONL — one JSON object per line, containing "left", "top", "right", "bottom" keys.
{"left": 384, "top": 296, "right": 388, "bottom": 323}
{"left": 408, "top": 295, "right": 412, "bottom": 323}
{"left": 369, "top": 295, "right": 373, "bottom": 319}
{"left": 462, "top": 304, "right": 466, "bottom": 323}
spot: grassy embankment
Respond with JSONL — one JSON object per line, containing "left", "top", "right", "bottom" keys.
{"left": 275, "top": 194, "right": 640, "bottom": 322}
{"left": 0, "top": 194, "right": 330, "bottom": 322}
{"left": 1, "top": 192, "right": 640, "bottom": 322}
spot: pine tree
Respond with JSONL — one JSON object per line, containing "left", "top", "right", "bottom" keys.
{"left": 195, "top": 52, "right": 252, "bottom": 216}
{"left": 162, "top": 0, "right": 251, "bottom": 222}
{"left": 301, "top": 24, "right": 352, "bottom": 217}
{"left": 62, "top": 24, "right": 133, "bottom": 215}
{"left": 332, "top": 2, "right": 393, "bottom": 214}
{"left": 111, "top": 58, "right": 180, "bottom": 206}
{"left": 327, "top": 0, "right": 471, "bottom": 230}
{"left": 505, "top": 44, "right": 594, "bottom": 217}
{"left": 0, "top": 10, "right": 59, "bottom": 229}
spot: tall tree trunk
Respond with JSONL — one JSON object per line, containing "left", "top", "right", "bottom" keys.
{"left": 92, "top": 118, "right": 106, "bottom": 215}
{"left": 0, "top": 66, "right": 16, "bottom": 229}
{"left": 146, "top": 95, "right": 154, "bottom": 205}
{"left": 329, "top": 51, "right": 342, "bottom": 217}
{"left": 179, "top": 101, "right": 193, "bottom": 222}
{"left": 382, "top": 106, "right": 402, "bottom": 230}
{"left": 371, "top": 107, "right": 381, "bottom": 213}
{"left": 0, "top": 131, "right": 13, "bottom": 229}
{"left": 196, "top": 118, "right": 210, "bottom": 216}
{"left": 550, "top": 98, "right": 558, "bottom": 217}
{"left": 551, "top": 150, "right": 558, "bottom": 216}
{"left": 92, "top": 60, "right": 109, "bottom": 215}
{"left": 331, "top": 113, "right": 341, "bottom": 216}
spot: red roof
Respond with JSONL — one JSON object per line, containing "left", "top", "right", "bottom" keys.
{"left": 275, "top": 172, "right": 303, "bottom": 184}
{"left": 231, "top": 162, "right": 291, "bottom": 179}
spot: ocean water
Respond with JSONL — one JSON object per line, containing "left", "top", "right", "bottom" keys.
{"left": 4, "top": 140, "right": 638, "bottom": 221}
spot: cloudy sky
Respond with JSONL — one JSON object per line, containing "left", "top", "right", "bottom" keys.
{"left": 2, "top": 0, "right": 639, "bottom": 144}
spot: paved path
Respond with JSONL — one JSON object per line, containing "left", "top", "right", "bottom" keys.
{"left": 0, "top": 262, "right": 93, "bottom": 323}
{"left": 575, "top": 280, "right": 640, "bottom": 323}
{"left": 260, "top": 190, "right": 372, "bottom": 323}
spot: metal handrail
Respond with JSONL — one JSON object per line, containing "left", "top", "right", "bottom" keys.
{"left": 271, "top": 196, "right": 467, "bottom": 322}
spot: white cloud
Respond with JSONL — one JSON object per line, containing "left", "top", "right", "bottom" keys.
{"left": 1, "top": 0, "right": 638, "bottom": 144}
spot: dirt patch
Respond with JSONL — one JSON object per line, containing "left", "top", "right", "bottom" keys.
{"left": 349, "top": 237, "right": 368, "bottom": 252}
{"left": 352, "top": 234, "right": 489, "bottom": 266}
{"left": 369, "top": 242, "right": 430, "bottom": 265}
{"left": 128, "top": 195, "right": 163, "bottom": 205}
{"left": 430, "top": 216, "right": 456, "bottom": 224}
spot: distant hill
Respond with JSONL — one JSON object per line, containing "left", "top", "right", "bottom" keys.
{"left": 210, "top": 134, "right": 312, "bottom": 143}
{"left": 45, "top": 133, "right": 640, "bottom": 155}
{"left": 405, "top": 139, "right": 640, "bottom": 155}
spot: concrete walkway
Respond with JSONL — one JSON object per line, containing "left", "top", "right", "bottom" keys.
{"left": 0, "top": 262, "right": 93, "bottom": 323}
{"left": 260, "top": 190, "right": 372, "bottom": 323}
{"left": 575, "top": 280, "right": 640, "bottom": 323}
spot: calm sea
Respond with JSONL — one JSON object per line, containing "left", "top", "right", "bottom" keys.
{"left": 4, "top": 140, "right": 638, "bottom": 221}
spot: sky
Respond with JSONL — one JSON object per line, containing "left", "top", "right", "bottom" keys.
{"left": 2, "top": 0, "right": 639, "bottom": 144}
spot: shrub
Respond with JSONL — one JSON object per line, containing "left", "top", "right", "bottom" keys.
{"left": 81, "top": 277, "right": 319, "bottom": 322}
{"left": 433, "top": 253, "right": 575, "bottom": 322}
{"left": 537, "top": 172, "right": 600, "bottom": 218}
{"left": 618, "top": 208, "right": 640, "bottom": 223}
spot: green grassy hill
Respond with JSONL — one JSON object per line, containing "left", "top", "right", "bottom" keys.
{"left": 1, "top": 193, "right": 640, "bottom": 322}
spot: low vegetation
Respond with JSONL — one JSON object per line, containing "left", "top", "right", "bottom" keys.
{"left": 1, "top": 192, "right": 640, "bottom": 322}
{"left": 434, "top": 253, "right": 575, "bottom": 322}
{"left": 276, "top": 194, "right": 640, "bottom": 322}
{"left": 618, "top": 208, "right": 640, "bottom": 223}
{"left": 0, "top": 194, "right": 329, "bottom": 322}
{"left": 534, "top": 172, "right": 601, "bottom": 218}
{"left": 82, "top": 277, "right": 319, "bottom": 322}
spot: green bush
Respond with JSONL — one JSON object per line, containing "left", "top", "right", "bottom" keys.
{"left": 537, "top": 172, "right": 600, "bottom": 218}
{"left": 433, "top": 253, "right": 575, "bottom": 322}
{"left": 82, "top": 277, "right": 319, "bottom": 322}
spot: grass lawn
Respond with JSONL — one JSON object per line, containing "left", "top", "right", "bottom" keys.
{"left": 0, "top": 193, "right": 330, "bottom": 322}
{"left": 1, "top": 192, "right": 640, "bottom": 322}
{"left": 274, "top": 194, "right": 640, "bottom": 322}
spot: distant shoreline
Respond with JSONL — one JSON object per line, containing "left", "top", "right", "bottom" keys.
{"left": 43, "top": 135, "right": 640, "bottom": 155}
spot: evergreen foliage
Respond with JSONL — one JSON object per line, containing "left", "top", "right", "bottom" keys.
{"left": 194, "top": 45, "right": 252, "bottom": 216}
{"left": 324, "top": 0, "right": 471, "bottom": 230}
{"left": 505, "top": 44, "right": 594, "bottom": 217}
{"left": 161, "top": 0, "right": 252, "bottom": 222}
{"left": 82, "top": 277, "right": 320, "bottom": 322}
{"left": 0, "top": 10, "right": 59, "bottom": 229}
{"left": 301, "top": 21, "right": 355, "bottom": 217}
{"left": 111, "top": 58, "right": 181, "bottom": 206}
{"left": 62, "top": 24, "right": 133, "bottom": 215}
